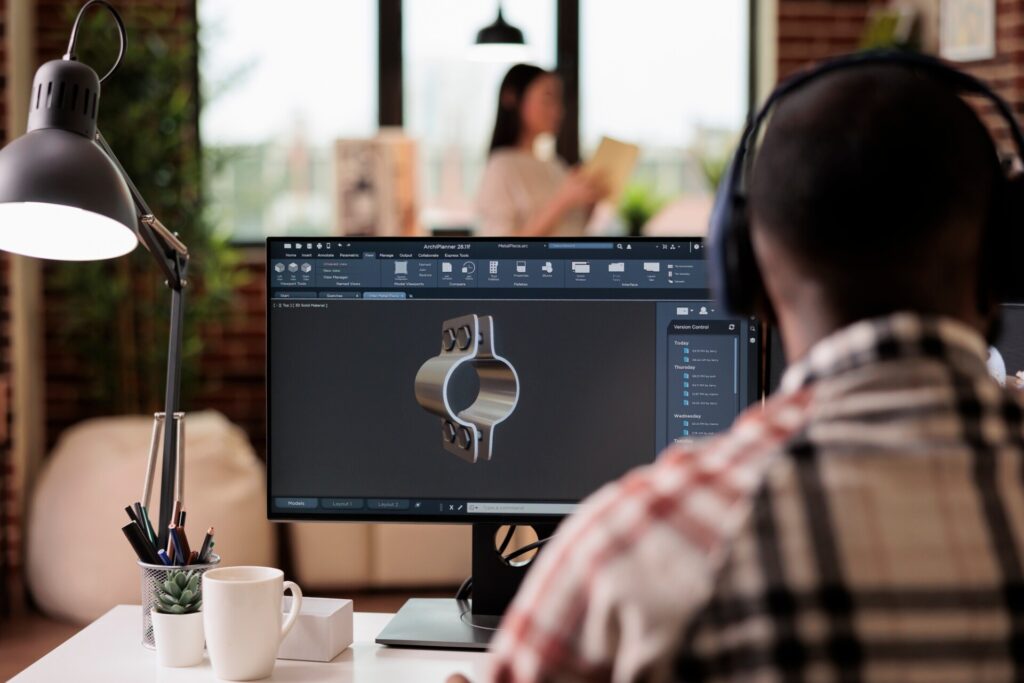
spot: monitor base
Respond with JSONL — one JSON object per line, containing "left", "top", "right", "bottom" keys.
{"left": 375, "top": 523, "right": 558, "bottom": 650}
{"left": 375, "top": 598, "right": 498, "bottom": 650}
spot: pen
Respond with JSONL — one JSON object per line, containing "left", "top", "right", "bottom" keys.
{"left": 157, "top": 549, "right": 172, "bottom": 566}
{"left": 125, "top": 505, "right": 140, "bottom": 526}
{"left": 187, "top": 551, "right": 198, "bottom": 565}
{"left": 122, "top": 522, "right": 161, "bottom": 565}
{"left": 132, "top": 502, "right": 145, "bottom": 531}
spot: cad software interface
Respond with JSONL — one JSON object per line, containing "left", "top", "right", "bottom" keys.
{"left": 267, "top": 238, "right": 760, "bottom": 519}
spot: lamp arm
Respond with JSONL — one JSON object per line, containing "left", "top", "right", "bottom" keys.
{"left": 94, "top": 129, "right": 189, "bottom": 549}
{"left": 94, "top": 131, "right": 189, "bottom": 287}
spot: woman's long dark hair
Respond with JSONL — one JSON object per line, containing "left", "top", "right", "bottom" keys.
{"left": 489, "top": 63, "right": 549, "bottom": 154}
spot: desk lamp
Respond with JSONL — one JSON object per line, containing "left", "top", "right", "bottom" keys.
{"left": 0, "top": 0, "right": 189, "bottom": 548}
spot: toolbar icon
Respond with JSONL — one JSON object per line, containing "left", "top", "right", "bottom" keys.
{"left": 571, "top": 261, "right": 590, "bottom": 274}
{"left": 643, "top": 262, "right": 660, "bottom": 272}
{"left": 516, "top": 261, "right": 527, "bottom": 273}
{"left": 395, "top": 261, "right": 408, "bottom": 275}
{"left": 441, "top": 262, "right": 453, "bottom": 273}
{"left": 608, "top": 262, "right": 625, "bottom": 273}
{"left": 489, "top": 261, "right": 499, "bottom": 275}
{"left": 542, "top": 261, "right": 553, "bottom": 274}
{"left": 462, "top": 262, "right": 476, "bottom": 275}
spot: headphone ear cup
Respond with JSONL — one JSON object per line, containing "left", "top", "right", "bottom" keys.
{"left": 708, "top": 157, "right": 766, "bottom": 317}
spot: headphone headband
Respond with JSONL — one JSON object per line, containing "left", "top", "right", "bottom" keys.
{"left": 739, "top": 50, "right": 1024, "bottom": 183}
{"left": 708, "top": 49, "right": 1024, "bottom": 316}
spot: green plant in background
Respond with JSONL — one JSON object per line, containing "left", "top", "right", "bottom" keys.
{"left": 155, "top": 569, "right": 202, "bottom": 615}
{"left": 51, "top": 4, "right": 244, "bottom": 414}
{"left": 859, "top": 8, "right": 920, "bottom": 51}
{"left": 619, "top": 184, "right": 667, "bottom": 237}
{"left": 696, "top": 154, "right": 729, "bottom": 194}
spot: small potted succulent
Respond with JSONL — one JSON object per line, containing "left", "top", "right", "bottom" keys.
{"left": 151, "top": 569, "right": 205, "bottom": 667}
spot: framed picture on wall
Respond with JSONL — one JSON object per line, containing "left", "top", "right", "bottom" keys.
{"left": 940, "top": 0, "right": 996, "bottom": 61}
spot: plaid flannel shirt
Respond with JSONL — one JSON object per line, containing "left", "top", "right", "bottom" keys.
{"left": 487, "top": 313, "right": 1024, "bottom": 683}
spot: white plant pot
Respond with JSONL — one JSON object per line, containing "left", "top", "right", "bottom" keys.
{"left": 152, "top": 611, "right": 205, "bottom": 667}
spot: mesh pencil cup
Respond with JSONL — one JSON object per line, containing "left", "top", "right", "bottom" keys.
{"left": 138, "top": 554, "right": 220, "bottom": 649}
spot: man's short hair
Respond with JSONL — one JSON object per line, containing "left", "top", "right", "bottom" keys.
{"left": 749, "top": 64, "right": 1000, "bottom": 312}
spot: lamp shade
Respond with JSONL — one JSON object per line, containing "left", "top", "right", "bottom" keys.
{"left": 0, "top": 58, "right": 138, "bottom": 261}
{"left": 475, "top": 7, "right": 525, "bottom": 46}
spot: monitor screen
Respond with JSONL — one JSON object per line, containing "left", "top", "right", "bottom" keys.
{"left": 990, "top": 303, "right": 1024, "bottom": 390}
{"left": 267, "top": 237, "right": 761, "bottom": 522}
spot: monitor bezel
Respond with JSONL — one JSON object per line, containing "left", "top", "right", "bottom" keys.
{"left": 265, "top": 235, "right": 758, "bottom": 524}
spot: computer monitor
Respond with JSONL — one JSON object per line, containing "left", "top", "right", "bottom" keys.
{"left": 990, "top": 302, "right": 1024, "bottom": 390}
{"left": 266, "top": 236, "right": 762, "bottom": 648}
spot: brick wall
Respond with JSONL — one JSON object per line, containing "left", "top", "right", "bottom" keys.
{"left": 777, "top": 0, "right": 875, "bottom": 79}
{"left": 195, "top": 251, "right": 267, "bottom": 457}
{"left": 777, "top": 1, "right": 1024, "bottom": 131}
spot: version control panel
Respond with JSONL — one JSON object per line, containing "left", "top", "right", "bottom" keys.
{"left": 655, "top": 306, "right": 759, "bottom": 448}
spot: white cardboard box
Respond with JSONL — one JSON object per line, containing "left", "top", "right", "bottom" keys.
{"left": 278, "top": 597, "right": 354, "bottom": 662}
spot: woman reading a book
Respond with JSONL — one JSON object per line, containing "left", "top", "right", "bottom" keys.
{"left": 476, "top": 64, "right": 607, "bottom": 236}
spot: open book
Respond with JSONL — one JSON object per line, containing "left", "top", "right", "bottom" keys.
{"left": 581, "top": 136, "right": 640, "bottom": 205}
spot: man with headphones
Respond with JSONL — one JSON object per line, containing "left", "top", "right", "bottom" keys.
{"left": 452, "top": 51, "right": 1024, "bottom": 683}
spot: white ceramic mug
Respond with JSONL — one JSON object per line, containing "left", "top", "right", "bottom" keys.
{"left": 202, "top": 566, "right": 302, "bottom": 681}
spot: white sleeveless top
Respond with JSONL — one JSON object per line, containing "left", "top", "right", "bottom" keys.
{"left": 475, "top": 149, "right": 586, "bottom": 236}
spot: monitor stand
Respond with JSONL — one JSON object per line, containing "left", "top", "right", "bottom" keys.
{"left": 375, "top": 522, "right": 557, "bottom": 650}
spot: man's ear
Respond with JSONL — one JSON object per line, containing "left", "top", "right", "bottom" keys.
{"left": 748, "top": 222, "right": 778, "bottom": 325}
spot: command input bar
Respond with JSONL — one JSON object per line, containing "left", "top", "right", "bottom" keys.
{"left": 467, "top": 502, "right": 577, "bottom": 515}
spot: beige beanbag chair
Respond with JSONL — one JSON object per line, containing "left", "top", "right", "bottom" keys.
{"left": 27, "top": 411, "right": 276, "bottom": 624}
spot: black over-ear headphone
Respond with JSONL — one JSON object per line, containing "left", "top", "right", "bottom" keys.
{"left": 707, "top": 49, "right": 1024, "bottom": 318}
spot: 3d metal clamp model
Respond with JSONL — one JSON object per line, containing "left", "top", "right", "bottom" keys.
{"left": 414, "top": 314, "right": 520, "bottom": 463}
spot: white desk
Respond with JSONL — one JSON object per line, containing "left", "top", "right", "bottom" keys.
{"left": 11, "top": 605, "right": 490, "bottom": 682}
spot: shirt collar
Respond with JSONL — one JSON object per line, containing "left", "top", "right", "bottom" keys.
{"left": 779, "top": 313, "right": 990, "bottom": 394}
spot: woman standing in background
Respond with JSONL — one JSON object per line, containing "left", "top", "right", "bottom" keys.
{"left": 476, "top": 64, "right": 606, "bottom": 236}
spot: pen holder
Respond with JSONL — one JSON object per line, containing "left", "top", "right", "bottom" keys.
{"left": 138, "top": 554, "right": 220, "bottom": 649}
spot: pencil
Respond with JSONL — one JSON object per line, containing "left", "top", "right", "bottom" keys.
{"left": 139, "top": 505, "right": 158, "bottom": 547}
{"left": 177, "top": 523, "right": 192, "bottom": 560}
{"left": 169, "top": 524, "right": 186, "bottom": 566}
{"left": 198, "top": 527, "right": 214, "bottom": 563}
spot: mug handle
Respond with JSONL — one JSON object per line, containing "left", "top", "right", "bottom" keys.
{"left": 280, "top": 580, "right": 303, "bottom": 642}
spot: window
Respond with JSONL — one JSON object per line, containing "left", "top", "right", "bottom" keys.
{"left": 199, "top": 0, "right": 377, "bottom": 241}
{"left": 580, "top": 1, "right": 749, "bottom": 234}
{"left": 198, "top": 1, "right": 750, "bottom": 240}
{"left": 403, "top": 0, "right": 556, "bottom": 230}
